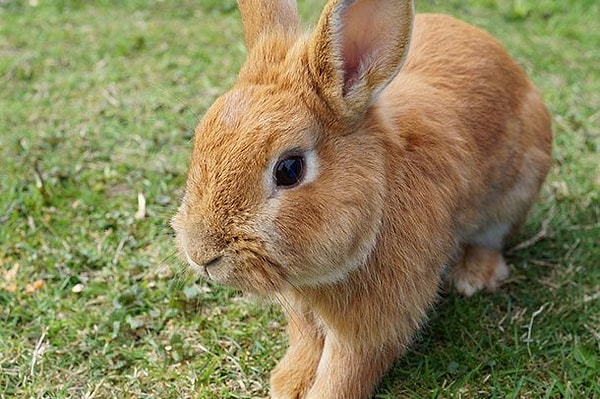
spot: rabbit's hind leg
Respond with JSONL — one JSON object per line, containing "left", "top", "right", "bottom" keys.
{"left": 451, "top": 223, "right": 511, "bottom": 297}
{"left": 451, "top": 246, "right": 510, "bottom": 297}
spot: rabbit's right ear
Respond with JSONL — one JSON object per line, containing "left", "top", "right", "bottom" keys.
{"left": 237, "top": 0, "right": 300, "bottom": 50}
{"left": 308, "top": 0, "right": 414, "bottom": 121}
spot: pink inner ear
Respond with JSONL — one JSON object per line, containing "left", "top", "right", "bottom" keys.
{"left": 337, "top": 0, "right": 411, "bottom": 98}
{"left": 339, "top": 1, "right": 383, "bottom": 95}
{"left": 342, "top": 40, "right": 362, "bottom": 95}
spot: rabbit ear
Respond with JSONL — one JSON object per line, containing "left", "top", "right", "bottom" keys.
{"left": 308, "top": 0, "right": 414, "bottom": 118}
{"left": 237, "top": 0, "right": 300, "bottom": 50}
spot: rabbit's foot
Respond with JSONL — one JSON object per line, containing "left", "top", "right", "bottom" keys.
{"left": 270, "top": 331, "right": 323, "bottom": 399}
{"left": 452, "top": 246, "right": 510, "bottom": 297}
{"left": 270, "top": 356, "right": 316, "bottom": 399}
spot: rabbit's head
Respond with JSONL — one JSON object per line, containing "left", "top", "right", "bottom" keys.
{"left": 172, "top": 0, "right": 414, "bottom": 294}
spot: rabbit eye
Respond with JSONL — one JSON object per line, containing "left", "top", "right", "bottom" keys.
{"left": 274, "top": 155, "right": 304, "bottom": 188}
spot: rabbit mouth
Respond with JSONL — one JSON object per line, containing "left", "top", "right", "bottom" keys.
{"left": 183, "top": 249, "right": 227, "bottom": 281}
{"left": 182, "top": 245, "right": 290, "bottom": 294}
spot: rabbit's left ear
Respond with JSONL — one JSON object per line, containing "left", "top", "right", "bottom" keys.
{"left": 308, "top": 0, "right": 414, "bottom": 117}
{"left": 238, "top": 0, "right": 300, "bottom": 50}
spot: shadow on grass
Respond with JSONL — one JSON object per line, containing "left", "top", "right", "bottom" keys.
{"left": 378, "top": 198, "right": 600, "bottom": 397}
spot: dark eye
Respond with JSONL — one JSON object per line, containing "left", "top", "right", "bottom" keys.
{"left": 274, "top": 155, "right": 305, "bottom": 187}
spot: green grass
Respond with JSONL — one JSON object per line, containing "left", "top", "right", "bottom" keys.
{"left": 1, "top": 0, "right": 598, "bottom": 397}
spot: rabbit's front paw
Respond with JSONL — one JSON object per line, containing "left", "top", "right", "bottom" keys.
{"left": 270, "top": 362, "right": 313, "bottom": 399}
{"left": 270, "top": 338, "right": 322, "bottom": 399}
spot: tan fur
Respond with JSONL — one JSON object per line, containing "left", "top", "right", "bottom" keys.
{"left": 238, "top": 0, "right": 299, "bottom": 50}
{"left": 171, "top": 1, "right": 552, "bottom": 397}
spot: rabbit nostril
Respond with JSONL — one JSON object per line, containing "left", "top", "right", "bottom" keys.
{"left": 203, "top": 255, "right": 223, "bottom": 268}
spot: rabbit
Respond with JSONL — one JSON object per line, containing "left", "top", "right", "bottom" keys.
{"left": 171, "top": 0, "right": 553, "bottom": 397}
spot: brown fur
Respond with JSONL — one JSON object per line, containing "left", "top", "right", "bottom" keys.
{"left": 171, "top": 1, "right": 552, "bottom": 398}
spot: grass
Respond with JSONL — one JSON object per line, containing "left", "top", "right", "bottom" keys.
{"left": 0, "top": 0, "right": 598, "bottom": 397}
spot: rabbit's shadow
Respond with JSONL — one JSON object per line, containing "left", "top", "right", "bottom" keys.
{"left": 377, "top": 207, "right": 586, "bottom": 397}
{"left": 379, "top": 265, "right": 554, "bottom": 396}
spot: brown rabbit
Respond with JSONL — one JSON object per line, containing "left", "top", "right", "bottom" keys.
{"left": 171, "top": 0, "right": 552, "bottom": 397}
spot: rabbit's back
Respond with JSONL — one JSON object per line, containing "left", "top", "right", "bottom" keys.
{"left": 390, "top": 13, "right": 551, "bottom": 153}
{"left": 378, "top": 13, "right": 552, "bottom": 244}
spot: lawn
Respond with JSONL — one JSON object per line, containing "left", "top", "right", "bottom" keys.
{"left": 1, "top": 0, "right": 599, "bottom": 398}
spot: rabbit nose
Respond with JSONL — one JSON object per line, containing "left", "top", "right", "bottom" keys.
{"left": 182, "top": 219, "right": 228, "bottom": 251}
{"left": 184, "top": 249, "right": 224, "bottom": 277}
